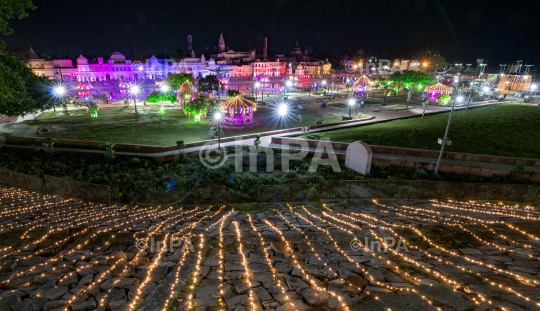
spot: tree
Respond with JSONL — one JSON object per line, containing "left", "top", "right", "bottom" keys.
{"left": 457, "top": 79, "right": 470, "bottom": 89}
{"left": 197, "top": 75, "right": 222, "bottom": 94}
{"left": 0, "top": 0, "right": 51, "bottom": 117}
{"left": 0, "top": 53, "right": 49, "bottom": 116}
{"left": 387, "top": 70, "right": 435, "bottom": 92}
{"left": 227, "top": 89, "right": 241, "bottom": 98}
{"left": 146, "top": 90, "right": 177, "bottom": 103}
{"left": 0, "top": 0, "right": 36, "bottom": 37}
{"left": 165, "top": 73, "right": 193, "bottom": 91}
{"left": 183, "top": 98, "right": 210, "bottom": 121}
{"left": 433, "top": 55, "right": 447, "bottom": 71}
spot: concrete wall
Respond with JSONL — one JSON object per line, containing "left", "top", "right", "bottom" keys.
{"left": 369, "top": 145, "right": 540, "bottom": 167}
{"left": 270, "top": 137, "right": 540, "bottom": 181}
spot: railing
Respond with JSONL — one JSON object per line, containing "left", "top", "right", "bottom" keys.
{"left": 1, "top": 167, "right": 538, "bottom": 206}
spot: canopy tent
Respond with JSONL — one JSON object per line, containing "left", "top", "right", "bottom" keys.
{"left": 352, "top": 75, "right": 372, "bottom": 92}
{"left": 220, "top": 96, "right": 257, "bottom": 125}
{"left": 425, "top": 83, "right": 454, "bottom": 95}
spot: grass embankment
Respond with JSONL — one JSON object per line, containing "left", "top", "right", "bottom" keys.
{"left": 25, "top": 106, "right": 340, "bottom": 145}
{"left": 300, "top": 103, "right": 540, "bottom": 159}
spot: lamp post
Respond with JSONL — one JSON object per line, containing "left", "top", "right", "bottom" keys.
{"left": 435, "top": 95, "right": 463, "bottom": 175}
{"left": 347, "top": 98, "right": 355, "bottom": 118}
{"left": 422, "top": 65, "right": 434, "bottom": 118}
{"left": 160, "top": 84, "right": 169, "bottom": 113}
{"left": 215, "top": 111, "right": 222, "bottom": 148}
{"left": 331, "top": 80, "right": 335, "bottom": 103}
{"left": 285, "top": 80, "right": 292, "bottom": 97}
{"left": 254, "top": 82, "right": 260, "bottom": 101}
{"left": 466, "top": 60, "right": 483, "bottom": 111}
{"left": 53, "top": 86, "right": 67, "bottom": 112}
{"left": 482, "top": 86, "right": 489, "bottom": 101}
{"left": 208, "top": 68, "right": 232, "bottom": 106}
{"left": 131, "top": 85, "right": 140, "bottom": 114}
{"left": 278, "top": 103, "right": 288, "bottom": 129}
{"left": 530, "top": 84, "right": 537, "bottom": 97}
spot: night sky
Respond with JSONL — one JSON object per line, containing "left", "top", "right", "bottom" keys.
{"left": 2, "top": 0, "right": 539, "bottom": 72}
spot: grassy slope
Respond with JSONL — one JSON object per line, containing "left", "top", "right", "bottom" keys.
{"left": 300, "top": 103, "right": 540, "bottom": 159}
{"left": 25, "top": 106, "right": 341, "bottom": 146}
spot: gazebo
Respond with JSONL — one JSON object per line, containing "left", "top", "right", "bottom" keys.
{"left": 220, "top": 96, "right": 257, "bottom": 126}
{"left": 352, "top": 75, "right": 371, "bottom": 92}
{"left": 425, "top": 83, "right": 453, "bottom": 96}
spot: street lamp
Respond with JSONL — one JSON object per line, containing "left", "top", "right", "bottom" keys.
{"left": 53, "top": 86, "right": 66, "bottom": 96}
{"left": 214, "top": 111, "right": 223, "bottom": 148}
{"left": 131, "top": 85, "right": 140, "bottom": 114}
{"left": 422, "top": 66, "right": 434, "bottom": 118}
{"left": 482, "top": 86, "right": 489, "bottom": 101}
{"left": 52, "top": 86, "right": 67, "bottom": 112}
{"left": 284, "top": 80, "right": 293, "bottom": 97}
{"left": 347, "top": 98, "right": 355, "bottom": 118}
{"left": 435, "top": 95, "right": 463, "bottom": 175}
{"left": 159, "top": 84, "right": 170, "bottom": 113}
{"left": 254, "top": 82, "right": 260, "bottom": 101}
{"left": 278, "top": 103, "right": 288, "bottom": 129}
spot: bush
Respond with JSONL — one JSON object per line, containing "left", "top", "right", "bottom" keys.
{"left": 227, "top": 90, "right": 241, "bottom": 97}
{"left": 284, "top": 171, "right": 297, "bottom": 178}
{"left": 146, "top": 91, "right": 177, "bottom": 103}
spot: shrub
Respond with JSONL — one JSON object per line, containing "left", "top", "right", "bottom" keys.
{"left": 227, "top": 90, "right": 241, "bottom": 97}
{"left": 43, "top": 138, "right": 55, "bottom": 153}
{"left": 284, "top": 170, "right": 297, "bottom": 178}
{"left": 104, "top": 142, "right": 115, "bottom": 160}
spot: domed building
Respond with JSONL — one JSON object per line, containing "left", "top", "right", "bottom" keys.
{"left": 77, "top": 55, "right": 88, "bottom": 65}
{"left": 110, "top": 51, "right": 126, "bottom": 63}
{"left": 148, "top": 55, "right": 159, "bottom": 64}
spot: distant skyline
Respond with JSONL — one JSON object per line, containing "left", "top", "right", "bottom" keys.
{"left": 2, "top": 0, "right": 539, "bottom": 73}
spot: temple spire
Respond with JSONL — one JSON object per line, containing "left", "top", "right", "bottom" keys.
{"left": 218, "top": 32, "right": 226, "bottom": 52}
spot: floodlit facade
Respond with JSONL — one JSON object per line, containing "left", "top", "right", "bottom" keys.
{"left": 26, "top": 34, "right": 331, "bottom": 82}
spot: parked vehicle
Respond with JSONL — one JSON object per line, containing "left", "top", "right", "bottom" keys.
{"left": 509, "top": 89, "right": 528, "bottom": 96}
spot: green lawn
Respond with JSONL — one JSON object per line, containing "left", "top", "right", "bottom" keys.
{"left": 329, "top": 103, "right": 347, "bottom": 108}
{"left": 24, "top": 105, "right": 341, "bottom": 146}
{"left": 387, "top": 105, "right": 407, "bottom": 109}
{"left": 299, "top": 103, "right": 540, "bottom": 159}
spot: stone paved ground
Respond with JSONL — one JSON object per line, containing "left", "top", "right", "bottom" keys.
{"left": 0, "top": 186, "right": 540, "bottom": 311}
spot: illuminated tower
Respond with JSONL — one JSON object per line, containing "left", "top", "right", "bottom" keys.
{"left": 187, "top": 35, "right": 193, "bottom": 56}
{"left": 263, "top": 37, "right": 268, "bottom": 60}
{"left": 218, "top": 32, "right": 226, "bottom": 52}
